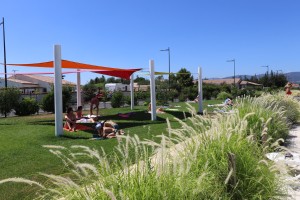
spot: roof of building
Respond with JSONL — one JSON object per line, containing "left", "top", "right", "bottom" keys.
{"left": 240, "top": 81, "right": 263, "bottom": 86}
{"left": 7, "top": 77, "right": 39, "bottom": 85}
{"left": 203, "top": 78, "right": 241, "bottom": 85}
{"left": 14, "top": 74, "right": 76, "bottom": 85}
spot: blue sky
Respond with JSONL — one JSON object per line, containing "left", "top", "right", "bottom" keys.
{"left": 0, "top": 0, "right": 300, "bottom": 84}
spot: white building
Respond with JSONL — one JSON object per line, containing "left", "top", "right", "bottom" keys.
{"left": 105, "top": 83, "right": 130, "bottom": 92}
{"left": 0, "top": 78, "right": 40, "bottom": 94}
{"left": 4, "top": 74, "right": 76, "bottom": 93}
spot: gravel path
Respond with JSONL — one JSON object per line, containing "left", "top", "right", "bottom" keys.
{"left": 284, "top": 125, "right": 300, "bottom": 199}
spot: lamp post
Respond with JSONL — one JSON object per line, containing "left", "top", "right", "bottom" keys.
{"left": 160, "top": 47, "right": 170, "bottom": 91}
{"left": 227, "top": 59, "right": 236, "bottom": 87}
{"left": 261, "top": 65, "right": 269, "bottom": 75}
{"left": 0, "top": 17, "right": 7, "bottom": 88}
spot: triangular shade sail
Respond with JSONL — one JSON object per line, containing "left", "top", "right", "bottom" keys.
{"left": 5, "top": 59, "right": 141, "bottom": 79}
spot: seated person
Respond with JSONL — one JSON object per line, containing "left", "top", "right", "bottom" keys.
{"left": 95, "top": 120, "right": 124, "bottom": 139}
{"left": 64, "top": 107, "right": 77, "bottom": 132}
{"left": 76, "top": 106, "right": 83, "bottom": 119}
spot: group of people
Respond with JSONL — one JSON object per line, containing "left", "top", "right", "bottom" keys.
{"left": 64, "top": 87, "right": 124, "bottom": 138}
{"left": 64, "top": 106, "right": 124, "bottom": 138}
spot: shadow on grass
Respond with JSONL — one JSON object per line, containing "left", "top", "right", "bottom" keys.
{"left": 164, "top": 110, "right": 192, "bottom": 119}
{"left": 28, "top": 120, "right": 55, "bottom": 126}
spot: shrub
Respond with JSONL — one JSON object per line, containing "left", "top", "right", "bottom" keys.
{"left": 41, "top": 86, "right": 73, "bottom": 113}
{"left": 217, "top": 91, "right": 232, "bottom": 100}
{"left": 15, "top": 97, "right": 39, "bottom": 116}
{"left": 82, "top": 83, "right": 98, "bottom": 102}
{"left": 111, "top": 91, "right": 124, "bottom": 108}
{"left": 236, "top": 95, "right": 290, "bottom": 141}
{"left": 0, "top": 88, "right": 21, "bottom": 115}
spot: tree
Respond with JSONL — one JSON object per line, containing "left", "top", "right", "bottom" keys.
{"left": 106, "top": 77, "right": 116, "bottom": 83}
{"left": 134, "top": 76, "right": 150, "bottom": 85}
{"left": 175, "top": 68, "right": 194, "bottom": 92}
{"left": 82, "top": 83, "right": 98, "bottom": 102}
{"left": 0, "top": 88, "right": 21, "bottom": 116}
{"left": 41, "top": 86, "right": 73, "bottom": 113}
{"left": 99, "top": 75, "right": 106, "bottom": 83}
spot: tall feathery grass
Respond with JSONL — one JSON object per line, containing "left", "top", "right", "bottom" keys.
{"left": 1, "top": 94, "right": 299, "bottom": 199}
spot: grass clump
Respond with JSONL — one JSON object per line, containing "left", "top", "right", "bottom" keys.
{"left": 235, "top": 94, "right": 300, "bottom": 142}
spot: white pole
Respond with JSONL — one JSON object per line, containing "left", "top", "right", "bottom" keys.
{"left": 130, "top": 74, "right": 134, "bottom": 110}
{"left": 76, "top": 69, "right": 81, "bottom": 108}
{"left": 150, "top": 60, "right": 156, "bottom": 121}
{"left": 54, "top": 45, "right": 63, "bottom": 136}
{"left": 198, "top": 66, "right": 203, "bottom": 114}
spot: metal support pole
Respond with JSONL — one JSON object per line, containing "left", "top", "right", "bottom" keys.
{"left": 130, "top": 74, "right": 134, "bottom": 110}
{"left": 76, "top": 69, "right": 81, "bottom": 108}
{"left": 233, "top": 60, "right": 235, "bottom": 87}
{"left": 198, "top": 67, "right": 203, "bottom": 115}
{"left": 54, "top": 45, "right": 63, "bottom": 137}
{"left": 168, "top": 47, "right": 170, "bottom": 91}
{"left": 149, "top": 60, "right": 156, "bottom": 121}
{"left": 1, "top": 17, "right": 7, "bottom": 88}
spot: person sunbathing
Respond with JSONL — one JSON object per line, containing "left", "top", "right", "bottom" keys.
{"left": 224, "top": 97, "right": 234, "bottom": 106}
{"left": 95, "top": 120, "right": 125, "bottom": 139}
{"left": 64, "top": 107, "right": 77, "bottom": 132}
{"left": 148, "top": 103, "right": 165, "bottom": 114}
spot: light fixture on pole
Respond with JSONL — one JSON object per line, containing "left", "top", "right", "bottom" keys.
{"left": 261, "top": 65, "right": 269, "bottom": 75}
{"left": 12, "top": 69, "right": 18, "bottom": 78}
{"left": 0, "top": 17, "right": 7, "bottom": 88}
{"left": 160, "top": 47, "right": 171, "bottom": 91}
{"left": 226, "top": 59, "right": 236, "bottom": 87}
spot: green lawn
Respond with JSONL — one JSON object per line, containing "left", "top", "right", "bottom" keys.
{"left": 0, "top": 100, "right": 222, "bottom": 199}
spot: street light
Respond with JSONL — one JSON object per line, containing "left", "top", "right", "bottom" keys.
{"left": 261, "top": 65, "right": 269, "bottom": 75}
{"left": 0, "top": 17, "right": 7, "bottom": 88}
{"left": 226, "top": 59, "right": 236, "bottom": 87}
{"left": 160, "top": 47, "right": 171, "bottom": 91}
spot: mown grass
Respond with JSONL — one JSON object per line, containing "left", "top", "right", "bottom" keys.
{"left": 0, "top": 100, "right": 221, "bottom": 199}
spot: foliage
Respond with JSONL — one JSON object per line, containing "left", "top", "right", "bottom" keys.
{"left": 1, "top": 96, "right": 299, "bottom": 199}
{"left": 134, "top": 76, "right": 150, "bottom": 85}
{"left": 12, "top": 99, "right": 290, "bottom": 199}
{"left": 111, "top": 91, "right": 124, "bottom": 108}
{"left": 235, "top": 95, "right": 296, "bottom": 142}
{"left": 246, "top": 70, "right": 288, "bottom": 88}
{"left": 41, "top": 86, "right": 73, "bottom": 113}
{"left": 217, "top": 91, "right": 232, "bottom": 100}
{"left": 0, "top": 88, "right": 21, "bottom": 115}
{"left": 14, "top": 97, "right": 39, "bottom": 116}
{"left": 82, "top": 83, "right": 98, "bottom": 102}
{"left": 174, "top": 68, "right": 194, "bottom": 92}
{"left": 135, "top": 91, "right": 150, "bottom": 101}
{"left": 203, "top": 83, "right": 220, "bottom": 100}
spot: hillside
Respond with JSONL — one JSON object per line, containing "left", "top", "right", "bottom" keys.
{"left": 224, "top": 72, "right": 300, "bottom": 83}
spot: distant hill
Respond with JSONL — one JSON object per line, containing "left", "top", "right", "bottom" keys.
{"left": 223, "top": 72, "right": 300, "bottom": 83}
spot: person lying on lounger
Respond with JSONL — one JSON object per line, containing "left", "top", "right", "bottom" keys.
{"left": 224, "top": 97, "right": 234, "bottom": 106}
{"left": 148, "top": 103, "right": 165, "bottom": 114}
{"left": 95, "top": 120, "right": 125, "bottom": 139}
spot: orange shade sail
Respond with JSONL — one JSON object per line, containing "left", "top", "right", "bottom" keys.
{"left": 5, "top": 59, "right": 141, "bottom": 79}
